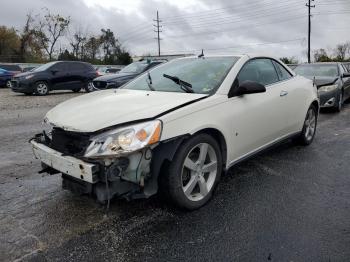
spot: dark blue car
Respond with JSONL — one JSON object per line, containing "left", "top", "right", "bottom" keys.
{"left": 0, "top": 68, "right": 15, "bottom": 88}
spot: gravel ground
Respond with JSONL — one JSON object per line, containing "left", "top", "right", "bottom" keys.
{"left": 0, "top": 88, "right": 349, "bottom": 262}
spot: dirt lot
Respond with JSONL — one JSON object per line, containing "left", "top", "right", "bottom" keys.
{"left": 1, "top": 88, "right": 350, "bottom": 262}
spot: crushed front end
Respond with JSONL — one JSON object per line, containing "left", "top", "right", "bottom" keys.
{"left": 30, "top": 120, "right": 163, "bottom": 203}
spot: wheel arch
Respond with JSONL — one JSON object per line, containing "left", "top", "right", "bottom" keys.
{"left": 311, "top": 99, "right": 320, "bottom": 116}
{"left": 149, "top": 128, "right": 228, "bottom": 197}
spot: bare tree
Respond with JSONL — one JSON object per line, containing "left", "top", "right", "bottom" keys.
{"left": 34, "top": 8, "right": 70, "bottom": 60}
{"left": 333, "top": 43, "right": 349, "bottom": 61}
{"left": 69, "top": 25, "right": 88, "bottom": 59}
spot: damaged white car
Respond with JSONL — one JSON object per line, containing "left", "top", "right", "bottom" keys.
{"left": 31, "top": 55, "right": 319, "bottom": 210}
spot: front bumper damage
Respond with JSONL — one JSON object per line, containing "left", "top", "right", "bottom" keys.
{"left": 30, "top": 132, "right": 162, "bottom": 202}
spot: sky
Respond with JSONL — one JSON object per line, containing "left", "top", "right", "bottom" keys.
{"left": 0, "top": 0, "right": 349, "bottom": 62}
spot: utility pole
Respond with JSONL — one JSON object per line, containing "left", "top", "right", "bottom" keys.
{"left": 153, "top": 10, "right": 162, "bottom": 56}
{"left": 306, "top": 0, "right": 315, "bottom": 63}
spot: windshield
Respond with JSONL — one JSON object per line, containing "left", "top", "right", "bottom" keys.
{"left": 294, "top": 64, "right": 339, "bottom": 78}
{"left": 119, "top": 62, "right": 149, "bottom": 74}
{"left": 124, "top": 57, "right": 239, "bottom": 94}
{"left": 32, "top": 62, "right": 57, "bottom": 72}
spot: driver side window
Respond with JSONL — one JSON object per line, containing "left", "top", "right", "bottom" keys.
{"left": 237, "top": 58, "right": 279, "bottom": 86}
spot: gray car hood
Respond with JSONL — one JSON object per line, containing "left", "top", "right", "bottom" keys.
{"left": 46, "top": 89, "right": 206, "bottom": 132}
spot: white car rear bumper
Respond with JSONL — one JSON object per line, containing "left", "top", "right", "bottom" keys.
{"left": 31, "top": 140, "right": 98, "bottom": 183}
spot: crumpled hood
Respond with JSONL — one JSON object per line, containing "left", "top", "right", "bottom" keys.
{"left": 46, "top": 89, "right": 206, "bottom": 132}
{"left": 305, "top": 76, "right": 339, "bottom": 88}
{"left": 94, "top": 72, "right": 137, "bottom": 82}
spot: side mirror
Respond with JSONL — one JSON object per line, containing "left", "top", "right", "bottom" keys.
{"left": 234, "top": 80, "right": 266, "bottom": 96}
{"left": 342, "top": 72, "right": 350, "bottom": 78}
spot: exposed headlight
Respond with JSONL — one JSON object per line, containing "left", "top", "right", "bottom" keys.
{"left": 42, "top": 118, "right": 53, "bottom": 139}
{"left": 318, "top": 84, "right": 337, "bottom": 92}
{"left": 25, "top": 75, "right": 34, "bottom": 80}
{"left": 84, "top": 120, "right": 162, "bottom": 158}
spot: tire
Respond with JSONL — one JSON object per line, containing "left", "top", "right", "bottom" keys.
{"left": 84, "top": 81, "right": 95, "bottom": 93}
{"left": 160, "top": 133, "right": 222, "bottom": 210}
{"left": 295, "top": 104, "right": 317, "bottom": 146}
{"left": 34, "top": 81, "right": 49, "bottom": 96}
{"left": 335, "top": 91, "right": 343, "bottom": 112}
{"left": 5, "top": 80, "right": 12, "bottom": 88}
{"left": 72, "top": 88, "right": 81, "bottom": 93}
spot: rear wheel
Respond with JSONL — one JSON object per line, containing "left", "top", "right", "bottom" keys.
{"left": 160, "top": 134, "right": 222, "bottom": 210}
{"left": 84, "top": 81, "right": 95, "bottom": 93}
{"left": 35, "top": 81, "right": 49, "bottom": 96}
{"left": 296, "top": 105, "right": 317, "bottom": 146}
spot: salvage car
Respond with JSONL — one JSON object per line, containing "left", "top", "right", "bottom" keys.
{"left": 30, "top": 55, "right": 319, "bottom": 210}
{"left": 92, "top": 60, "right": 165, "bottom": 91}
{"left": 294, "top": 63, "right": 350, "bottom": 112}
{"left": 11, "top": 61, "right": 98, "bottom": 95}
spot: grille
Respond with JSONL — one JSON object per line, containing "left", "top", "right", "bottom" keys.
{"left": 93, "top": 81, "right": 107, "bottom": 89}
{"left": 50, "top": 128, "right": 91, "bottom": 156}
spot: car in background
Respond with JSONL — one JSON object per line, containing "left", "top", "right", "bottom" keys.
{"left": 11, "top": 61, "right": 98, "bottom": 95}
{"left": 92, "top": 60, "right": 166, "bottom": 91}
{"left": 96, "top": 66, "right": 121, "bottom": 75}
{"left": 0, "top": 68, "right": 15, "bottom": 88}
{"left": 287, "top": 64, "right": 298, "bottom": 70}
{"left": 0, "top": 64, "right": 22, "bottom": 74}
{"left": 294, "top": 63, "right": 350, "bottom": 112}
{"left": 31, "top": 55, "right": 319, "bottom": 210}
{"left": 343, "top": 62, "right": 350, "bottom": 72}
{"left": 22, "top": 66, "right": 37, "bottom": 72}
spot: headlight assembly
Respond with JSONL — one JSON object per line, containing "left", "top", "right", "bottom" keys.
{"left": 42, "top": 118, "right": 53, "bottom": 139}
{"left": 84, "top": 120, "right": 162, "bottom": 158}
{"left": 318, "top": 84, "right": 337, "bottom": 92}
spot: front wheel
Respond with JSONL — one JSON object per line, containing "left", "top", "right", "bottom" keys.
{"left": 335, "top": 91, "right": 343, "bottom": 112}
{"left": 35, "top": 81, "right": 49, "bottom": 96}
{"left": 5, "top": 80, "right": 12, "bottom": 88}
{"left": 296, "top": 105, "right": 317, "bottom": 146}
{"left": 160, "top": 134, "right": 222, "bottom": 210}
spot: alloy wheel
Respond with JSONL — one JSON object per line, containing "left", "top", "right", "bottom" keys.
{"left": 337, "top": 92, "right": 343, "bottom": 112}
{"left": 181, "top": 143, "right": 218, "bottom": 202}
{"left": 87, "top": 81, "right": 95, "bottom": 92}
{"left": 6, "top": 80, "right": 11, "bottom": 88}
{"left": 304, "top": 108, "right": 316, "bottom": 142}
{"left": 36, "top": 83, "right": 48, "bottom": 95}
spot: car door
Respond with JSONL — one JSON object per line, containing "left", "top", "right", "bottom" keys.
{"left": 340, "top": 64, "right": 350, "bottom": 100}
{"left": 66, "top": 62, "right": 86, "bottom": 89}
{"left": 50, "top": 62, "right": 70, "bottom": 89}
{"left": 271, "top": 60, "right": 300, "bottom": 132}
{"left": 227, "top": 58, "right": 290, "bottom": 161}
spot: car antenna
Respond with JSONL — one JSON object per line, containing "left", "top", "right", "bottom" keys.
{"left": 198, "top": 49, "right": 204, "bottom": 58}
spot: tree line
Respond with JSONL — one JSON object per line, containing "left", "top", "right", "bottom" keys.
{"left": 0, "top": 8, "right": 132, "bottom": 65}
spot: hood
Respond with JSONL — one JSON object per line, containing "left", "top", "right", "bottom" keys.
{"left": 15, "top": 71, "right": 36, "bottom": 78}
{"left": 304, "top": 76, "right": 339, "bottom": 88}
{"left": 94, "top": 72, "right": 137, "bottom": 82}
{"left": 46, "top": 89, "right": 207, "bottom": 132}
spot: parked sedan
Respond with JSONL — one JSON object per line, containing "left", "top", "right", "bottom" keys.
{"left": 30, "top": 55, "right": 318, "bottom": 210}
{"left": 0, "top": 68, "right": 15, "bottom": 88}
{"left": 11, "top": 61, "right": 98, "bottom": 95}
{"left": 92, "top": 60, "right": 165, "bottom": 91}
{"left": 294, "top": 63, "right": 350, "bottom": 112}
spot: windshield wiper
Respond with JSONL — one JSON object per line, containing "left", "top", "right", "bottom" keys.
{"left": 146, "top": 71, "right": 155, "bottom": 91}
{"left": 163, "top": 74, "right": 194, "bottom": 93}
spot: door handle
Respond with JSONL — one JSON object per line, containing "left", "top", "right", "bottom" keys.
{"left": 280, "top": 90, "right": 288, "bottom": 97}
